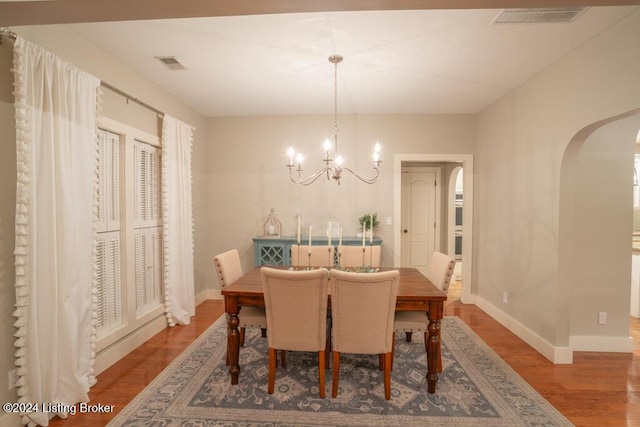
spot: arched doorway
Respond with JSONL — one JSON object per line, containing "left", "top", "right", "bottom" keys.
{"left": 558, "top": 109, "right": 640, "bottom": 352}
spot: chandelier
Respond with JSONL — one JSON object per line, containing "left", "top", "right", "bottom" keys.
{"left": 286, "top": 55, "right": 381, "bottom": 185}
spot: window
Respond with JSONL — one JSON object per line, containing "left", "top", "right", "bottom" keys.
{"left": 95, "top": 118, "right": 164, "bottom": 352}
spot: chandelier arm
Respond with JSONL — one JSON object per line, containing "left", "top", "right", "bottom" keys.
{"left": 289, "top": 166, "right": 332, "bottom": 186}
{"left": 341, "top": 166, "right": 380, "bottom": 184}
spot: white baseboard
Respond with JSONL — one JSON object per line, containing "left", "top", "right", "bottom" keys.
{"left": 94, "top": 314, "right": 168, "bottom": 375}
{"left": 475, "top": 296, "right": 574, "bottom": 364}
{"left": 569, "top": 334, "right": 634, "bottom": 352}
{"left": 95, "top": 289, "right": 222, "bottom": 375}
{"left": 0, "top": 413, "right": 20, "bottom": 427}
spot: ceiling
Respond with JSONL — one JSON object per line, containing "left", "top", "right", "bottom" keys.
{"left": 4, "top": 2, "right": 639, "bottom": 117}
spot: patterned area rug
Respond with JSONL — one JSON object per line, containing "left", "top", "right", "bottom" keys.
{"left": 108, "top": 315, "right": 572, "bottom": 426}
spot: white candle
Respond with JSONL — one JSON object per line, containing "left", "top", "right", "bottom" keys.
{"left": 297, "top": 216, "right": 301, "bottom": 244}
{"left": 339, "top": 227, "right": 343, "bottom": 246}
{"left": 328, "top": 229, "right": 331, "bottom": 247}
{"left": 268, "top": 225, "right": 275, "bottom": 235}
{"left": 308, "top": 226, "right": 312, "bottom": 248}
{"left": 362, "top": 223, "right": 365, "bottom": 247}
{"left": 369, "top": 226, "right": 373, "bottom": 244}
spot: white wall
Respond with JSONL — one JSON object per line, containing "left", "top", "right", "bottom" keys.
{"left": 203, "top": 114, "right": 475, "bottom": 289}
{"left": 475, "top": 9, "right": 640, "bottom": 357}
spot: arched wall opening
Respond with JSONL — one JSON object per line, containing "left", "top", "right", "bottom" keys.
{"left": 558, "top": 108, "right": 640, "bottom": 353}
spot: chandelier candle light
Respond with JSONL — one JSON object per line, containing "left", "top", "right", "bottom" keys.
{"left": 286, "top": 55, "right": 382, "bottom": 185}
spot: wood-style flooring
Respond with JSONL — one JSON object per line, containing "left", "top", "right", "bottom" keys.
{"left": 49, "top": 287, "right": 640, "bottom": 427}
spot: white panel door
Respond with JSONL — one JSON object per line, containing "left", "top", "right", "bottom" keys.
{"left": 401, "top": 167, "right": 439, "bottom": 275}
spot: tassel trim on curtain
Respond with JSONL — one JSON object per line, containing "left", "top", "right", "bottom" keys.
{"left": 12, "top": 38, "right": 31, "bottom": 418}
{"left": 161, "top": 118, "right": 195, "bottom": 327}
{"left": 11, "top": 36, "right": 101, "bottom": 425}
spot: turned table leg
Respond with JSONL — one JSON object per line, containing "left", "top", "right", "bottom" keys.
{"left": 426, "top": 300, "right": 443, "bottom": 394}
{"left": 225, "top": 297, "right": 241, "bottom": 384}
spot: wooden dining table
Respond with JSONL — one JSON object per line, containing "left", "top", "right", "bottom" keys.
{"left": 221, "top": 266, "right": 447, "bottom": 394}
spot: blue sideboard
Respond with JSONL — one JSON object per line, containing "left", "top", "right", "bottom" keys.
{"left": 253, "top": 236, "right": 382, "bottom": 267}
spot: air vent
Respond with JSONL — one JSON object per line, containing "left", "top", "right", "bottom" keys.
{"left": 154, "top": 56, "right": 186, "bottom": 70}
{"left": 493, "top": 8, "right": 587, "bottom": 24}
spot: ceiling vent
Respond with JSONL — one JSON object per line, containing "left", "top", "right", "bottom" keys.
{"left": 493, "top": 8, "right": 588, "bottom": 24}
{"left": 154, "top": 56, "right": 186, "bottom": 70}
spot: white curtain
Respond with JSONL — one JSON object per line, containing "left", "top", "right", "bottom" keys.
{"left": 12, "top": 37, "right": 100, "bottom": 426}
{"left": 162, "top": 115, "right": 195, "bottom": 326}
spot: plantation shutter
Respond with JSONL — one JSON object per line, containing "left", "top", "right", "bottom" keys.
{"left": 134, "top": 140, "right": 163, "bottom": 315}
{"left": 96, "top": 129, "right": 122, "bottom": 335}
{"left": 95, "top": 232, "right": 122, "bottom": 334}
{"left": 135, "top": 141, "right": 162, "bottom": 227}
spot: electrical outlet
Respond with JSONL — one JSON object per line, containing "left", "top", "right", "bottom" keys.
{"left": 598, "top": 312, "right": 607, "bottom": 325}
{"left": 8, "top": 368, "right": 18, "bottom": 390}
{"left": 386, "top": 216, "right": 392, "bottom": 225}
{"left": 502, "top": 292, "right": 508, "bottom": 304}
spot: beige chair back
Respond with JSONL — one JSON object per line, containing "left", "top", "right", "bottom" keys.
{"left": 330, "top": 269, "right": 399, "bottom": 354}
{"left": 290, "top": 245, "right": 334, "bottom": 268}
{"left": 338, "top": 245, "right": 381, "bottom": 268}
{"left": 427, "top": 252, "right": 456, "bottom": 292}
{"left": 213, "top": 249, "right": 243, "bottom": 287}
{"left": 261, "top": 267, "right": 329, "bottom": 351}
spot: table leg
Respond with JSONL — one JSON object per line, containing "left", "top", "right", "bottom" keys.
{"left": 225, "top": 297, "right": 240, "bottom": 384}
{"left": 426, "top": 301, "right": 443, "bottom": 394}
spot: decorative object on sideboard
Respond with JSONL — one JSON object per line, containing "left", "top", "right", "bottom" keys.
{"left": 285, "top": 55, "right": 381, "bottom": 186}
{"left": 262, "top": 208, "right": 282, "bottom": 238}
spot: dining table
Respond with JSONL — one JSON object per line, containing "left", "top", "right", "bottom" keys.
{"left": 221, "top": 266, "right": 447, "bottom": 394}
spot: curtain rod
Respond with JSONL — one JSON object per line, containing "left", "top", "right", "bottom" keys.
{"left": 101, "top": 81, "right": 165, "bottom": 117}
{"left": 0, "top": 27, "right": 17, "bottom": 44}
{"left": 1, "top": 28, "right": 164, "bottom": 117}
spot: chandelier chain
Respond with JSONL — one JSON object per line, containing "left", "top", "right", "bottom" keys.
{"left": 285, "top": 54, "right": 381, "bottom": 185}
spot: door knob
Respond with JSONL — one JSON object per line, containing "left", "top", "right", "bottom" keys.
{"left": 403, "top": 229, "right": 408, "bottom": 233}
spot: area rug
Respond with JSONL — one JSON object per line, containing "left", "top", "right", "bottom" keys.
{"left": 108, "top": 315, "right": 572, "bottom": 426}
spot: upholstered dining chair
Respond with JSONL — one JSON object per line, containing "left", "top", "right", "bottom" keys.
{"left": 213, "top": 249, "right": 267, "bottom": 353}
{"left": 260, "top": 267, "right": 330, "bottom": 397}
{"left": 290, "top": 244, "right": 334, "bottom": 268}
{"left": 393, "top": 251, "right": 455, "bottom": 372}
{"left": 330, "top": 269, "right": 399, "bottom": 400}
{"left": 338, "top": 245, "right": 381, "bottom": 268}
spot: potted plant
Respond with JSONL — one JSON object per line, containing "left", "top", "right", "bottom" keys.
{"left": 358, "top": 213, "right": 379, "bottom": 231}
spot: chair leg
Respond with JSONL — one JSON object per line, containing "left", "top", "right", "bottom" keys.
{"left": 261, "top": 328, "right": 267, "bottom": 337}
{"left": 280, "top": 350, "right": 286, "bottom": 367}
{"left": 379, "top": 354, "right": 384, "bottom": 371}
{"left": 268, "top": 348, "right": 276, "bottom": 394}
{"left": 332, "top": 351, "right": 340, "bottom": 398}
{"left": 325, "top": 332, "right": 331, "bottom": 370}
{"left": 240, "top": 327, "right": 246, "bottom": 347}
{"left": 405, "top": 331, "right": 413, "bottom": 342}
{"left": 391, "top": 332, "right": 395, "bottom": 371}
{"left": 318, "top": 350, "right": 326, "bottom": 398}
{"left": 384, "top": 352, "right": 392, "bottom": 400}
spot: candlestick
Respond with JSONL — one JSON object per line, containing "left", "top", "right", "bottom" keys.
{"left": 328, "top": 229, "right": 331, "bottom": 247}
{"left": 339, "top": 227, "right": 343, "bottom": 247}
{"left": 369, "top": 227, "right": 373, "bottom": 244}
{"left": 297, "top": 215, "right": 301, "bottom": 244}
{"left": 308, "top": 226, "right": 312, "bottom": 250}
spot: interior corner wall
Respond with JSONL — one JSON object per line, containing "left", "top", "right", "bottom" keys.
{"left": 475, "top": 9, "right": 640, "bottom": 348}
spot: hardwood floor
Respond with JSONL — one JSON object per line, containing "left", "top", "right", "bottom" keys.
{"left": 49, "top": 295, "right": 640, "bottom": 426}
